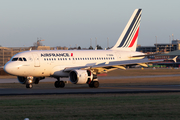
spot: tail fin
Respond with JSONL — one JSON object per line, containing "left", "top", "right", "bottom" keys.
{"left": 111, "top": 9, "right": 142, "bottom": 51}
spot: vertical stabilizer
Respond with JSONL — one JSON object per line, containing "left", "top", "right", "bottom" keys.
{"left": 111, "top": 9, "right": 142, "bottom": 51}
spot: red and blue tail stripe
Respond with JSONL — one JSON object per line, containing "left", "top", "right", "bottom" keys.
{"left": 118, "top": 9, "right": 141, "bottom": 48}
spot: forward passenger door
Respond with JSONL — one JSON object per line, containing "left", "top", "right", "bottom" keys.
{"left": 32, "top": 53, "right": 40, "bottom": 67}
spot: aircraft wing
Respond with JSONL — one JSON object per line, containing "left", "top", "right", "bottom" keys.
{"left": 64, "top": 59, "right": 163, "bottom": 73}
{"left": 91, "top": 59, "right": 161, "bottom": 68}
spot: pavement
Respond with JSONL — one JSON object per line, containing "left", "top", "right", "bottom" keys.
{"left": 1, "top": 74, "right": 180, "bottom": 83}
{"left": 1, "top": 75, "right": 180, "bottom": 95}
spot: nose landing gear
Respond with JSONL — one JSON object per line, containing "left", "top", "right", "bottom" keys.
{"left": 26, "top": 76, "right": 33, "bottom": 88}
{"left": 26, "top": 83, "right": 33, "bottom": 88}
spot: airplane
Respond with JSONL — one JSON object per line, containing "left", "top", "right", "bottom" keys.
{"left": 3, "top": 9, "right": 158, "bottom": 89}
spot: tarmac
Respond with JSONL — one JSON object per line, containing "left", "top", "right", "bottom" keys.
{"left": 1, "top": 85, "right": 180, "bottom": 95}
{"left": 1, "top": 75, "right": 180, "bottom": 95}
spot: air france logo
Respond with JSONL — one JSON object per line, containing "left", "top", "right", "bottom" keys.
{"left": 41, "top": 53, "right": 70, "bottom": 57}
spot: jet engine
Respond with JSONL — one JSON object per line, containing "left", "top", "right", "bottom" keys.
{"left": 17, "top": 76, "right": 27, "bottom": 84}
{"left": 17, "top": 76, "right": 45, "bottom": 84}
{"left": 69, "top": 70, "right": 93, "bottom": 84}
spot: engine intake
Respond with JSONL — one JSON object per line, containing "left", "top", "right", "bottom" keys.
{"left": 69, "top": 70, "right": 93, "bottom": 84}
{"left": 17, "top": 76, "right": 27, "bottom": 84}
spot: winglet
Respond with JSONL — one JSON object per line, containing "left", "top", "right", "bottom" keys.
{"left": 172, "top": 56, "right": 178, "bottom": 63}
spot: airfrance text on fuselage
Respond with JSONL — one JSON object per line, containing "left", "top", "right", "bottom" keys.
{"left": 41, "top": 53, "right": 70, "bottom": 57}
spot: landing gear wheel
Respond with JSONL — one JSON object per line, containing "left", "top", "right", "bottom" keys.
{"left": 93, "top": 81, "right": 99, "bottom": 88}
{"left": 89, "top": 82, "right": 94, "bottom": 88}
{"left": 26, "top": 84, "right": 33, "bottom": 88}
{"left": 54, "top": 81, "right": 65, "bottom": 88}
{"left": 54, "top": 81, "right": 60, "bottom": 88}
{"left": 89, "top": 81, "right": 99, "bottom": 88}
{"left": 59, "top": 81, "right": 65, "bottom": 88}
{"left": 34, "top": 78, "right": 40, "bottom": 84}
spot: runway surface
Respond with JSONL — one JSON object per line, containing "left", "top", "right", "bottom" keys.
{"left": 1, "top": 74, "right": 180, "bottom": 83}
{"left": 1, "top": 84, "right": 180, "bottom": 95}
{"left": 1, "top": 75, "right": 180, "bottom": 95}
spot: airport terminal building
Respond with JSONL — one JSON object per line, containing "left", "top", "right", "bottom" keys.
{"left": 137, "top": 40, "right": 180, "bottom": 53}
{"left": 137, "top": 39, "right": 180, "bottom": 67}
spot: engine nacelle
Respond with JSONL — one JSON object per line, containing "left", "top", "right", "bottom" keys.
{"left": 17, "top": 76, "right": 45, "bottom": 84}
{"left": 69, "top": 70, "right": 93, "bottom": 84}
{"left": 17, "top": 76, "right": 27, "bottom": 84}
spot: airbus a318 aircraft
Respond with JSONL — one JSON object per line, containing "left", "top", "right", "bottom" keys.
{"left": 4, "top": 9, "right": 156, "bottom": 88}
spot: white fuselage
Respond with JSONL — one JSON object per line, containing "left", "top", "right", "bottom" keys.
{"left": 4, "top": 49, "right": 144, "bottom": 77}
{"left": 3, "top": 9, "right": 144, "bottom": 89}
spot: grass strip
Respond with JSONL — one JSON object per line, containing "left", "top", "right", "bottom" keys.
{"left": 0, "top": 93, "right": 180, "bottom": 120}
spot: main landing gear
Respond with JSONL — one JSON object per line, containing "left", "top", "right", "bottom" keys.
{"left": 88, "top": 75, "right": 99, "bottom": 88}
{"left": 88, "top": 81, "right": 99, "bottom": 88}
{"left": 54, "top": 78, "right": 65, "bottom": 88}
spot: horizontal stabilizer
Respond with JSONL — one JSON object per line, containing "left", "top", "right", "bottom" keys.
{"left": 131, "top": 53, "right": 162, "bottom": 58}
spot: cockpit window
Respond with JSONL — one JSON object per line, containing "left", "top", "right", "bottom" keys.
{"left": 11, "top": 57, "right": 27, "bottom": 61}
{"left": 19, "top": 58, "right": 23, "bottom": 61}
{"left": 23, "top": 58, "right": 27, "bottom": 61}
{"left": 12, "top": 58, "right": 18, "bottom": 61}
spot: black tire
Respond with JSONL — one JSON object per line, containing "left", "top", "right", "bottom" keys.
{"left": 59, "top": 81, "right": 65, "bottom": 88}
{"left": 54, "top": 81, "right": 60, "bottom": 88}
{"left": 26, "top": 84, "right": 33, "bottom": 89}
{"left": 89, "top": 82, "right": 94, "bottom": 88}
{"left": 93, "top": 81, "right": 99, "bottom": 88}
{"left": 34, "top": 78, "right": 40, "bottom": 84}
{"left": 26, "top": 84, "right": 29, "bottom": 88}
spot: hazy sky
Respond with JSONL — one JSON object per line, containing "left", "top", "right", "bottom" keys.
{"left": 1, "top": 0, "right": 180, "bottom": 48}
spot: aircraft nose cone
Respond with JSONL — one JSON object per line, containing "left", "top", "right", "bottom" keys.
{"left": 4, "top": 63, "right": 13, "bottom": 75}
